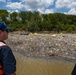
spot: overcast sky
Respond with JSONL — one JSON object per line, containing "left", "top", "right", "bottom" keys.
{"left": 0, "top": 0, "right": 76, "bottom": 15}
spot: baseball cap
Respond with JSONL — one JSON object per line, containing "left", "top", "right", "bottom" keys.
{"left": 0, "top": 22, "right": 11, "bottom": 31}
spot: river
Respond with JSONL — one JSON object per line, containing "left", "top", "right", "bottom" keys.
{"left": 14, "top": 52, "right": 75, "bottom": 75}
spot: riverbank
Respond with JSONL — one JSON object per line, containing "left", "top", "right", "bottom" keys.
{"left": 6, "top": 31, "right": 76, "bottom": 62}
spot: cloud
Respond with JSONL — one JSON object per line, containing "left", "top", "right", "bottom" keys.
{"left": 0, "top": 0, "right": 6, "bottom": 2}
{"left": 0, "top": 0, "right": 11, "bottom": 2}
{"left": 6, "top": 2, "right": 24, "bottom": 9}
{"left": 69, "top": 2, "right": 76, "bottom": 8}
{"left": 21, "top": 0, "right": 54, "bottom": 11}
{"left": 7, "top": 9, "right": 19, "bottom": 13}
{"left": 55, "top": 0, "right": 76, "bottom": 9}
{"left": 4, "top": 0, "right": 76, "bottom": 15}
{"left": 6, "top": 0, "right": 55, "bottom": 14}
{"left": 55, "top": 0, "right": 76, "bottom": 15}
{"left": 64, "top": 8, "right": 76, "bottom": 15}
{"left": 45, "top": 9, "right": 54, "bottom": 14}
{"left": 37, "top": 8, "right": 54, "bottom": 14}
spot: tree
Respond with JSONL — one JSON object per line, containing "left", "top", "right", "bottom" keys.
{"left": 0, "top": 10, "right": 8, "bottom": 22}
{"left": 10, "top": 12, "right": 18, "bottom": 22}
{"left": 19, "top": 11, "right": 28, "bottom": 23}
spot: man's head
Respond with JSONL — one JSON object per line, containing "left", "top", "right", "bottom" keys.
{"left": 0, "top": 22, "right": 11, "bottom": 31}
{"left": 0, "top": 22, "right": 11, "bottom": 41}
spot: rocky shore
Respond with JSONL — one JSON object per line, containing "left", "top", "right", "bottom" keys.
{"left": 6, "top": 31, "right": 76, "bottom": 61}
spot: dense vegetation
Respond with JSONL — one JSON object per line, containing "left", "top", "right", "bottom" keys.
{"left": 0, "top": 10, "right": 76, "bottom": 32}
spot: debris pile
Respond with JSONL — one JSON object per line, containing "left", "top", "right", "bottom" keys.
{"left": 6, "top": 32, "right": 76, "bottom": 60}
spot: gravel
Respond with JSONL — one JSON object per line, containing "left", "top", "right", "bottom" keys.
{"left": 6, "top": 32, "right": 76, "bottom": 61}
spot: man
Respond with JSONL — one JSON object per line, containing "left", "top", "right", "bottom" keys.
{"left": 0, "top": 22, "right": 16, "bottom": 75}
{"left": 72, "top": 64, "right": 76, "bottom": 75}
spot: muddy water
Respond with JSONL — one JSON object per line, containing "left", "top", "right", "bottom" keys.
{"left": 14, "top": 52, "right": 75, "bottom": 75}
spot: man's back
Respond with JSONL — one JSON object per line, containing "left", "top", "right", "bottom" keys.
{"left": 0, "top": 41, "right": 16, "bottom": 75}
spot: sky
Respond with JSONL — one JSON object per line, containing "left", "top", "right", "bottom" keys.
{"left": 0, "top": 0, "right": 76, "bottom": 15}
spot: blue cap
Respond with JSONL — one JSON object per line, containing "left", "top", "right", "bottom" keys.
{"left": 0, "top": 22, "right": 11, "bottom": 30}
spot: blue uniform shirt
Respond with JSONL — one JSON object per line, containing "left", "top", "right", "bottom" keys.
{"left": 0, "top": 45, "right": 16, "bottom": 75}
